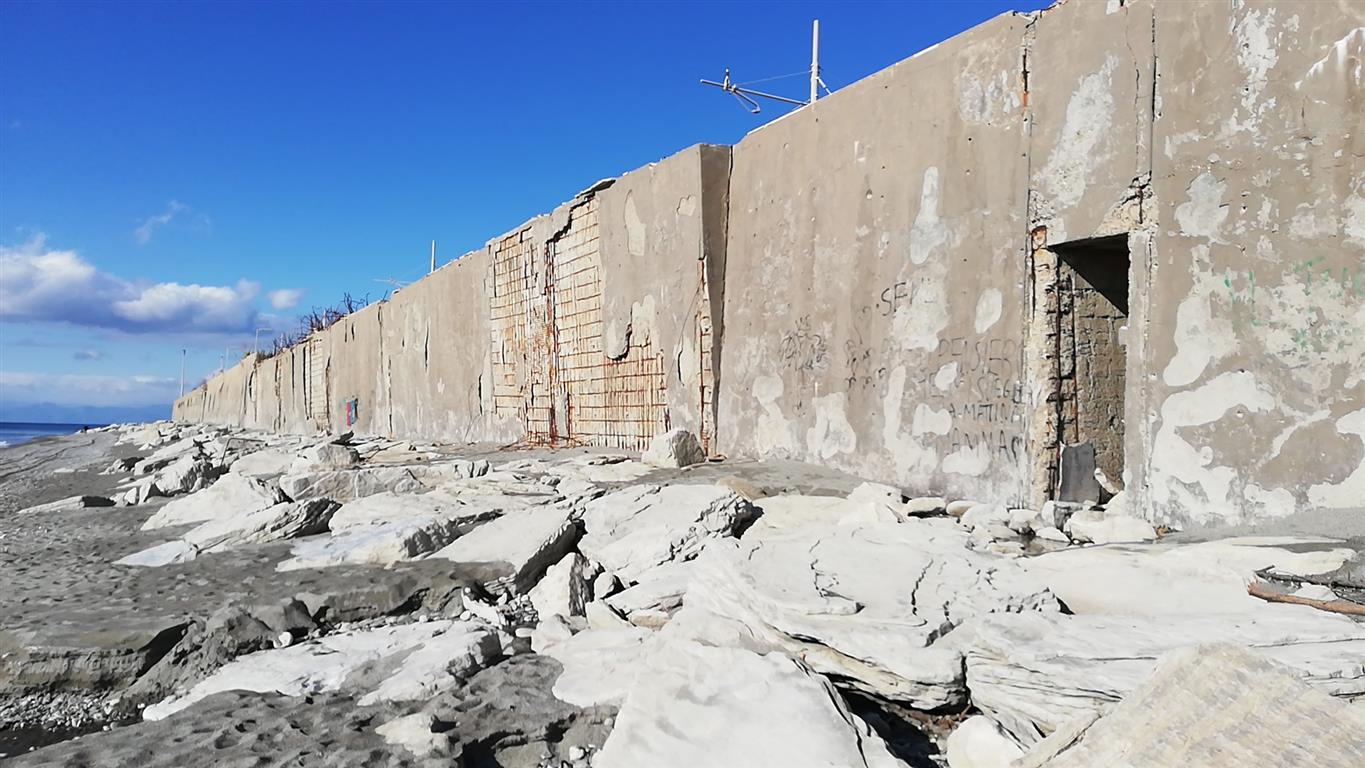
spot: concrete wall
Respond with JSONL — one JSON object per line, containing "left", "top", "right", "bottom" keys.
{"left": 176, "top": 145, "right": 729, "bottom": 453}
{"left": 176, "top": 0, "right": 1364, "bottom": 529}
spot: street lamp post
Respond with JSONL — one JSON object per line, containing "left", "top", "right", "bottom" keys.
{"left": 179, "top": 349, "right": 186, "bottom": 397}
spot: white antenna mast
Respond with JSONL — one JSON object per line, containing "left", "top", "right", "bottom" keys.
{"left": 811, "top": 19, "right": 820, "bottom": 104}
{"left": 700, "top": 19, "right": 831, "bottom": 114}
{"left": 430, "top": 240, "right": 436, "bottom": 274}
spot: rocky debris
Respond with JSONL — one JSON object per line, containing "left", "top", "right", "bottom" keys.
{"left": 141, "top": 472, "right": 284, "bottom": 530}
{"left": 433, "top": 506, "right": 578, "bottom": 594}
{"left": 328, "top": 489, "right": 494, "bottom": 529}
{"left": 1027, "top": 644, "right": 1365, "bottom": 768}
{"left": 674, "top": 519, "right": 1059, "bottom": 709}
{"left": 529, "top": 552, "right": 598, "bottom": 621}
{"left": 579, "top": 484, "right": 756, "bottom": 584}
{"left": 945, "top": 716, "right": 1023, "bottom": 768}
{"left": 1064, "top": 507, "right": 1156, "bottom": 545}
{"left": 149, "top": 453, "right": 214, "bottom": 497}
{"left": 594, "top": 639, "right": 903, "bottom": 768}
{"left": 641, "top": 428, "right": 706, "bottom": 468}
{"left": 905, "top": 496, "right": 947, "bottom": 516}
{"left": 17, "top": 495, "right": 115, "bottom": 515}
{"left": 144, "top": 620, "right": 500, "bottom": 721}
{"left": 952, "top": 607, "right": 1365, "bottom": 746}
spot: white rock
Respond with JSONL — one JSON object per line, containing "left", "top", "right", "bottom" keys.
{"left": 952, "top": 607, "right": 1365, "bottom": 746}
{"left": 604, "top": 560, "right": 694, "bottom": 617}
{"left": 275, "top": 631, "right": 294, "bottom": 649}
{"left": 290, "top": 442, "right": 360, "bottom": 473}
{"left": 141, "top": 473, "right": 284, "bottom": 530}
{"left": 1035, "top": 644, "right": 1365, "bottom": 768}
{"left": 946, "top": 500, "right": 980, "bottom": 517}
{"left": 640, "top": 429, "right": 705, "bottom": 468}
{"left": 592, "top": 571, "right": 620, "bottom": 601}
{"left": 945, "top": 716, "right": 1023, "bottom": 768}
{"left": 328, "top": 491, "right": 490, "bottom": 530}
{"left": 152, "top": 454, "right": 212, "bottom": 496}
{"left": 747, "top": 494, "right": 859, "bottom": 536}
{"left": 1034, "top": 525, "right": 1070, "bottom": 543}
{"left": 115, "top": 539, "right": 199, "bottom": 567}
{"left": 594, "top": 640, "right": 903, "bottom": 768}
{"left": 230, "top": 449, "right": 295, "bottom": 478}
{"left": 432, "top": 506, "right": 577, "bottom": 593}
{"left": 376, "top": 713, "right": 453, "bottom": 759}
{"left": 844, "top": 482, "right": 906, "bottom": 523}
{"left": 529, "top": 552, "right": 597, "bottom": 620}
{"left": 579, "top": 484, "right": 755, "bottom": 584}
{"left": 145, "top": 620, "right": 495, "bottom": 720}
{"left": 960, "top": 503, "right": 1010, "bottom": 531}
{"left": 1065, "top": 512, "right": 1157, "bottom": 544}
{"left": 904, "top": 496, "right": 947, "bottom": 516}
{"left": 531, "top": 614, "right": 577, "bottom": 653}
{"left": 276, "top": 516, "right": 467, "bottom": 571}
{"left": 278, "top": 466, "right": 427, "bottom": 503}
{"left": 543, "top": 625, "right": 654, "bottom": 707}
{"left": 182, "top": 498, "right": 337, "bottom": 553}
{"left": 678, "top": 520, "right": 1059, "bottom": 709}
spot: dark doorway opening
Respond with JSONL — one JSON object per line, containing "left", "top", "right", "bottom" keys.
{"left": 1052, "top": 234, "right": 1130, "bottom": 495}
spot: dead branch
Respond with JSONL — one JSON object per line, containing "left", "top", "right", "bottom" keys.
{"left": 1247, "top": 581, "right": 1365, "bottom": 617}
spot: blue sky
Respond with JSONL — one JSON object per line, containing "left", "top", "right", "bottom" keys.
{"left": 1, "top": 0, "right": 1047, "bottom": 420}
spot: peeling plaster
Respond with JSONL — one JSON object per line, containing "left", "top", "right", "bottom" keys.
{"left": 624, "top": 191, "right": 646, "bottom": 257}
{"left": 882, "top": 365, "right": 938, "bottom": 483}
{"left": 941, "top": 445, "right": 990, "bottom": 476}
{"left": 895, "top": 167, "right": 954, "bottom": 352}
{"left": 974, "top": 289, "right": 1003, "bottom": 333}
{"left": 1163, "top": 246, "right": 1237, "bottom": 387}
{"left": 1296, "top": 27, "right": 1364, "bottom": 89}
{"left": 911, "top": 403, "right": 952, "bottom": 437}
{"left": 1308, "top": 408, "right": 1365, "bottom": 507}
{"left": 1174, "top": 172, "right": 1230, "bottom": 241}
{"left": 806, "top": 392, "right": 857, "bottom": 460}
{"left": 1149, "top": 371, "right": 1278, "bottom": 525}
{"left": 1038, "top": 56, "right": 1118, "bottom": 214}
{"left": 753, "top": 374, "right": 797, "bottom": 454}
{"left": 933, "top": 362, "right": 959, "bottom": 392}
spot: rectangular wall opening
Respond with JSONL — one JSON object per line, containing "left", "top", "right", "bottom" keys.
{"left": 1051, "top": 234, "right": 1130, "bottom": 495}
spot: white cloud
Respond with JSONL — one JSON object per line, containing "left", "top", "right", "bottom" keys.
{"left": 0, "top": 234, "right": 263, "bottom": 334}
{"left": 73, "top": 349, "right": 104, "bottom": 361}
{"left": 0, "top": 370, "right": 179, "bottom": 407}
{"left": 134, "top": 200, "right": 189, "bottom": 245}
{"left": 267, "top": 288, "right": 305, "bottom": 310}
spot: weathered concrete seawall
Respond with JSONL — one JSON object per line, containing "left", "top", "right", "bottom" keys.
{"left": 176, "top": 0, "right": 1365, "bottom": 529}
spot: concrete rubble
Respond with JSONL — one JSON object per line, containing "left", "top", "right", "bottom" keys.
{"left": 4, "top": 421, "right": 1365, "bottom": 767}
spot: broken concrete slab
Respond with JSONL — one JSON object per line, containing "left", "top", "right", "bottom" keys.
{"left": 1065, "top": 509, "right": 1157, "bottom": 544}
{"left": 288, "top": 442, "right": 359, "bottom": 473}
{"left": 227, "top": 448, "right": 296, "bottom": 478}
{"left": 432, "top": 506, "right": 578, "bottom": 593}
{"left": 276, "top": 517, "right": 468, "bottom": 571}
{"left": 603, "top": 559, "right": 695, "bottom": 618}
{"left": 594, "top": 639, "right": 904, "bottom": 768}
{"left": 579, "top": 484, "right": 756, "bottom": 584}
{"left": 952, "top": 607, "right": 1365, "bottom": 746}
{"left": 677, "top": 519, "right": 1060, "bottom": 709}
{"left": 141, "top": 473, "right": 285, "bottom": 530}
{"left": 114, "top": 539, "right": 199, "bottom": 567}
{"left": 1032, "top": 644, "right": 1365, "bottom": 768}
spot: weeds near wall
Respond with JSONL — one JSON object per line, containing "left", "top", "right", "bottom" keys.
{"left": 266, "top": 292, "right": 370, "bottom": 357}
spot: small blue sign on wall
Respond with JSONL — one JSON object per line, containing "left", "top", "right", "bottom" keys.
{"left": 344, "top": 397, "right": 360, "bottom": 426}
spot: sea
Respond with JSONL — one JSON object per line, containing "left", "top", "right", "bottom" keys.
{"left": 0, "top": 421, "right": 103, "bottom": 450}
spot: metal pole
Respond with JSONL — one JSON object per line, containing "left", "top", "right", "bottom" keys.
{"left": 430, "top": 240, "right": 436, "bottom": 274}
{"left": 179, "top": 349, "right": 186, "bottom": 397}
{"left": 810, "top": 19, "right": 820, "bottom": 104}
